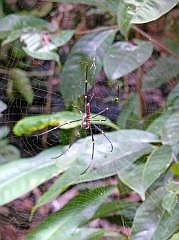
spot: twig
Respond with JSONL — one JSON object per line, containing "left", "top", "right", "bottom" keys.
{"left": 132, "top": 25, "right": 177, "bottom": 56}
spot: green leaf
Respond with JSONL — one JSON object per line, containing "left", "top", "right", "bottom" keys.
{"left": 151, "top": 203, "right": 179, "bottom": 240}
{"left": 26, "top": 186, "right": 114, "bottom": 240}
{"left": 162, "top": 191, "right": 177, "bottom": 215}
{"left": 147, "top": 112, "right": 170, "bottom": 136}
{"left": 0, "top": 130, "right": 157, "bottom": 206}
{"left": 167, "top": 84, "right": 179, "bottom": 109}
{"left": 2, "top": 30, "right": 23, "bottom": 45}
{"left": 118, "top": 162, "right": 146, "bottom": 200}
{"left": 117, "top": 145, "right": 172, "bottom": 200}
{"left": 131, "top": 186, "right": 179, "bottom": 240}
{"left": 23, "top": 47, "right": 60, "bottom": 63}
{"left": 60, "top": 30, "right": 116, "bottom": 103}
{"left": 143, "top": 56, "right": 179, "bottom": 89}
{"left": 104, "top": 40, "right": 153, "bottom": 80}
{"left": 169, "top": 232, "right": 179, "bottom": 240}
{"left": 13, "top": 111, "right": 118, "bottom": 136}
{"left": 0, "top": 14, "right": 50, "bottom": 35}
{"left": 143, "top": 145, "right": 172, "bottom": 190}
{"left": 162, "top": 111, "right": 179, "bottom": 145}
{"left": 131, "top": 187, "right": 179, "bottom": 240}
{"left": 9, "top": 68, "right": 34, "bottom": 104}
{"left": 130, "top": 0, "right": 178, "bottom": 24}
{"left": 0, "top": 145, "right": 65, "bottom": 205}
{"left": 131, "top": 187, "right": 166, "bottom": 240}
{"left": 117, "top": 0, "right": 133, "bottom": 37}
{"left": 34, "top": 130, "right": 156, "bottom": 209}
{"left": 20, "top": 30, "right": 74, "bottom": 62}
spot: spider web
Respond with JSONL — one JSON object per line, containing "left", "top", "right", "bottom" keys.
{"left": 0, "top": 35, "right": 174, "bottom": 240}
{"left": 0, "top": 1, "right": 177, "bottom": 239}
{"left": 0, "top": 42, "right": 132, "bottom": 240}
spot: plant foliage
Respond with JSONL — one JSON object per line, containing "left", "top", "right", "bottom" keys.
{"left": 0, "top": 1, "right": 178, "bottom": 239}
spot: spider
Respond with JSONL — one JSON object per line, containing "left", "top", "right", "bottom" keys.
{"left": 36, "top": 62, "right": 113, "bottom": 173}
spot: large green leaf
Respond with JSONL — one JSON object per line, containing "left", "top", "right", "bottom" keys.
{"left": 117, "top": 145, "right": 172, "bottom": 200}
{"left": 0, "top": 14, "right": 50, "bottom": 36}
{"left": 143, "top": 56, "right": 179, "bottom": 89}
{"left": 23, "top": 47, "right": 60, "bottom": 63}
{"left": 131, "top": 187, "right": 179, "bottom": 240}
{"left": 147, "top": 112, "right": 171, "bottom": 136}
{"left": 130, "top": 0, "right": 178, "bottom": 24}
{"left": 0, "top": 146, "right": 65, "bottom": 205}
{"left": 20, "top": 30, "right": 74, "bottom": 62}
{"left": 143, "top": 145, "right": 172, "bottom": 190}
{"left": 0, "top": 130, "right": 157, "bottom": 206}
{"left": 13, "top": 111, "right": 118, "bottom": 136}
{"left": 60, "top": 30, "right": 116, "bottom": 104}
{"left": 103, "top": 40, "right": 153, "bottom": 80}
{"left": 34, "top": 130, "right": 156, "bottom": 209}
{"left": 26, "top": 186, "right": 115, "bottom": 240}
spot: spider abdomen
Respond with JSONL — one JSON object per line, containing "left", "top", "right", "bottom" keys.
{"left": 81, "top": 102, "right": 91, "bottom": 129}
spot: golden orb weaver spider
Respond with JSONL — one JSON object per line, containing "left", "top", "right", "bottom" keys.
{"left": 36, "top": 57, "right": 113, "bottom": 173}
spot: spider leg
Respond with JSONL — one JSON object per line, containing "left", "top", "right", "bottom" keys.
{"left": 52, "top": 136, "right": 79, "bottom": 159}
{"left": 91, "top": 107, "right": 109, "bottom": 118}
{"left": 93, "top": 124, "right": 113, "bottom": 152}
{"left": 90, "top": 126, "right": 95, "bottom": 160}
{"left": 33, "top": 119, "right": 82, "bottom": 136}
{"left": 84, "top": 66, "right": 88, "bottom": 108}
{"left": 80, "top": 126, "right": 95, "bottom": 175}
